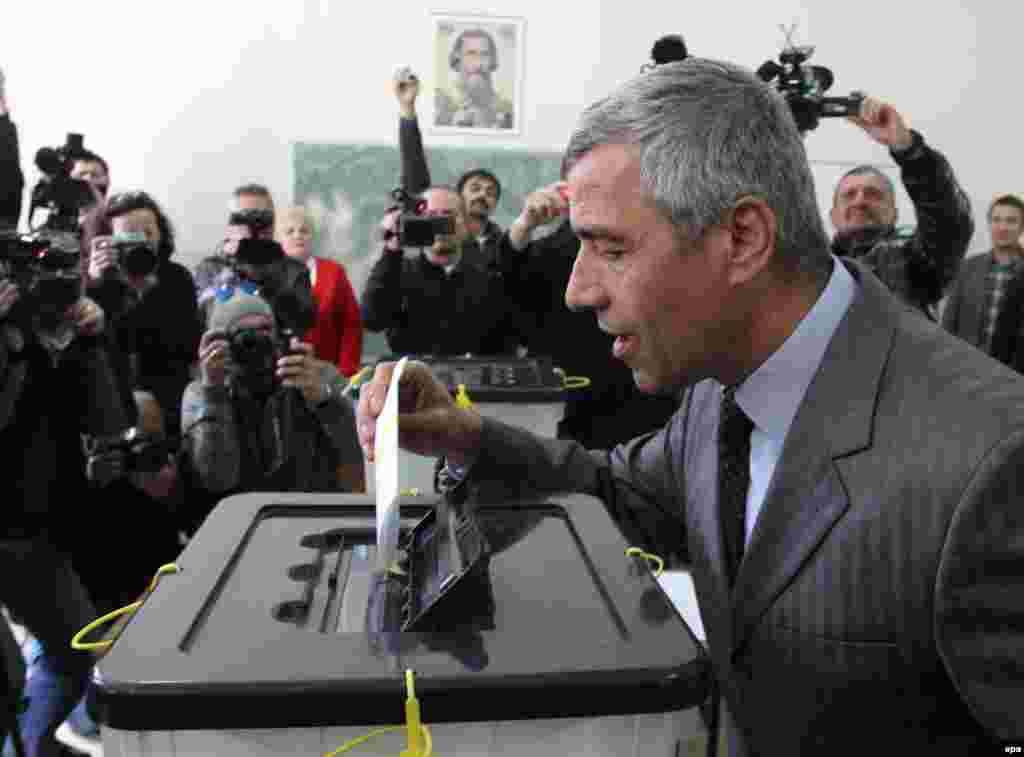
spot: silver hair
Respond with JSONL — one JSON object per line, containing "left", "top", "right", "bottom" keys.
{"left": 833, "top": 166, "right": 896, "bottom": 206}
{"left": 563, "top": 58, "right": 831, "bottom": 278}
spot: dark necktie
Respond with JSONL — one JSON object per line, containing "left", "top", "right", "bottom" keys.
{"left": 719, "top": 386, "right": 754, "bottom": 586}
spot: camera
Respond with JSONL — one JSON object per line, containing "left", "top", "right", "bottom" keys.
{"left": 387, "top": 188, "right": 455, "bottom": 248}
{"left": 85, "top": 427, "right": 175, "bottom": 487}
{"left": 223, "top": 238, "right": 316, "bottom": 336}
{"left": 0, "top": 230, "right": 82, "bottom": 325}
{"left": 226, "top": 324, "right": 300, "bottom": 388}
{"left": 756, "top": 26, "right": 864, "bottom": 134}
{"left": 29, "top": 133, "right": 98, "bottom": 232}
{"left": 108, "top": 231, "right": 159, "bottom": 278}
{"left": 228, "top": 208, "right": 275, "bottom": 240}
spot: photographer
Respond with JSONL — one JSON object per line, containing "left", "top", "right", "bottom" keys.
{"left": 495, "top": 181, "right": 678, "bottom": 448}
{"left": 829, "top": 96, "right": 973, "bottom": 317}
{"left": 360, "top": 186, "right": 518, "bottom": 357}
{"left": 0, "top": 271, "right": 132, "bottom": 757}
{"left": 0, "top": 68, "right": 24, "bottom": 230}
{"left": 394, "top": 71, "right": 504, "bottom": 271}
{"left": 181, "top": 287, "right": 365, "bottom": 497}
{"left": 82, "top": 191, "right": 201, "bottom": 437}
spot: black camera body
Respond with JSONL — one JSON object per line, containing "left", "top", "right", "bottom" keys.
{"left": 30, "top": 133, "right": 97, "bottom": 232}
{"left": 228, "top": 208, "right": 275, "bottom": 239}
{"left": 388, "top": 188, "right": 455, "bottom": 248}
{"left": 108, "top": 233, "right": 159, "bottom": 278}
{"left": 85, "top": 427, "right": 174, "bottom": 487}
{"left": 227, "top": 324, "right": 301, "bottom": 390}
{"left": 757, "top": 42, "right": 863, "bottom": 134}
{"left": 0, "top": 230, "right": 82, "bottom": 324}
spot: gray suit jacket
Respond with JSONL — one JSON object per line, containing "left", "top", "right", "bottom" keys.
{"left": 467, "top": 259, "right": 1024, "bottom": 754}
{"left": 941, "top": 251, "right": 994, "bottom": 349}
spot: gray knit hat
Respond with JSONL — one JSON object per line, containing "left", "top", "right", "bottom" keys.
{"left": 207, "top": 289, "right": 273, "bottom": 334}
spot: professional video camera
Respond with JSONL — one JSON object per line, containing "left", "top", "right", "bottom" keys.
{"left": 29, "top": 132, "right": 97, "bottom": 232}
{"left": 386, "top": 188, "right": 455, "bottom": 248}
{"left": 756, "top": 24, "right": 864, "bottom": 134}
{"left": 0, "top": 230, "right": 82, "bottom": 327}
{"left": 84, "top": 427, "right": 176, "bottom": 487}
{"left": 228, "top": 208, "right": 275, "bottom": 240}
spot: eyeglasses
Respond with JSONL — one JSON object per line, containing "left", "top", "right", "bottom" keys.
{"left": 213, "top": 279, "right": 261, "bottom": 304}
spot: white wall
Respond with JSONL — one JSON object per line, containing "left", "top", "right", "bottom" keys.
{"left": 0, "top": 1, "right": 1013, "bottom": 271}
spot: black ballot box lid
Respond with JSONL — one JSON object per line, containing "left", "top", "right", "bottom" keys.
{"left": 93, "top": 493, "right": 709, "bottom": 731}
{"left": 379, "top": 356, "right": 568, "bottom": 404}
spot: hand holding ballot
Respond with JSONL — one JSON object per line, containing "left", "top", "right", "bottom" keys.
{"left": 357, "top": 359, "right": 484, "bottom": 466}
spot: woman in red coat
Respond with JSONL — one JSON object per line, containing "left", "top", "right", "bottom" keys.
{"left": 276, "top": 206, "right": 363, "bottom": 376}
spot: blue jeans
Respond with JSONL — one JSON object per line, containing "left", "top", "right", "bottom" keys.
{"left": 0, "top": 538, "right": 95, "bottom": 757}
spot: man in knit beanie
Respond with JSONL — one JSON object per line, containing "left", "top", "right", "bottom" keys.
{"left": 180, "top": 287, "right": 365, "bottom": 507}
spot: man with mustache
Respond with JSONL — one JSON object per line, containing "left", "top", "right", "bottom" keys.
{"left": 435, "top": 28, "right": 514, "bottom": 131}
{"left": 360, "top": 185, "right": 516, "bottom": 357}
{"left": 829, "top": 96, "right": 972, "bottom": 319}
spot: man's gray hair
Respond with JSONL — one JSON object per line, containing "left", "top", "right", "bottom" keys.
{"left": 563, "top": 58, "right": 831, "bottom": 278}
{"left": 833, "top": 166, "right": 896, "bottom": 207}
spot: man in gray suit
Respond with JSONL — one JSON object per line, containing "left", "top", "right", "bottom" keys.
{"left": 942, "top": 194, "right": 1024, "bottom": 352}
{"left": 357, "top": 59, "right": 1023, "bottom": 754}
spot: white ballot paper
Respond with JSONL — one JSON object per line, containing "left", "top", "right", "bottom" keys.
{"left": 374, "top": 356, "right": 408, "bottom": 572}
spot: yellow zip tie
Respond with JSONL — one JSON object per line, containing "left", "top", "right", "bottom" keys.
{"left": 562, "top": 375, "right": 591, "bottom": 389}
{"left": 625, "top": 547, "right": 664, "bottom": 577}
{"left": 324, "top": 669, "right": 432, "bottom": 757}
{"left": 454, "top": 383, "right": 473, "bottom": 409}
{"left": 71, "top": 563, "right": 181, "bottom": 652}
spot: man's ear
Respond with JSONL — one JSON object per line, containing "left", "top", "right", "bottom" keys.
{"left": 726, "top": 196, "right": 777, "bottom": 286}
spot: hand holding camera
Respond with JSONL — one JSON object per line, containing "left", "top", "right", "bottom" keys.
{"left": 198, "top": 329, "right": 229, "bottom": 387}
{"left": 68, "top": 296, "right": 105, "bottom": 337}
{"left": 275, "top": 339, "right": 326, "bottom": 405}
{"left": 393, "top": 66, "right": 420, "bottom": 118}
{"left": 848, "top": 96, "right": 913, "bottom": 151}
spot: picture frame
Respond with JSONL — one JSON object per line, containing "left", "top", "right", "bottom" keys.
{"left": 430, "top": 13, "right": 525, "bottom": 136}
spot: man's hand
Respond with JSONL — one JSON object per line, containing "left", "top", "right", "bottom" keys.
{"left": 276, "top": 340, "right": 326, "bottom": 405}
{"left": 357, "top": 360, "right": 483, "bottom": 464}
{"left": 848, "top": 96, "right": 913, "bottom": 151}
{"left": 88, "top": 236, "right": 117, "bottom": 282}
{"left": 379, "top": 208, "right": 403, "bottom": 254}
{"left": 393, "top": 69, "right": 420, "bottom": 119}
{"left": 0, "top": 280, "right": 18, "bottom": 320}
{"left": 508, "top": 182, "right": 570, "bottom": 250}
{"left": 198, "top": 329, "right": 229, "bottom": 386}
{"left": 69, "top": 297, "right": 105, "bottom": 336}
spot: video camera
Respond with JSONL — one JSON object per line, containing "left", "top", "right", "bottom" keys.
{"left": 0, "top": 230, "right": 82, "bottom": 326}
{"left": 387, "top": 188, "right": 455, "bottom": 248}
{"left": 85, "top": 427, "right": 176, "bottom": 487}
{"left": 228, "top": 208, "right": 275, "bottom": 240}
{"left": 756, "top": 25, "right": 864, "bottom": 134}
{"left": 29, "top": 133, "right": 97, "bottom": 232}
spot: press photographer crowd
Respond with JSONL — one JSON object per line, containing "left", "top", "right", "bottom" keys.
{"left": 0, "top": 28, "right": 1021, "bottom": 755}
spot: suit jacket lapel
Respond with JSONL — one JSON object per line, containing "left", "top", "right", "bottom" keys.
{"left": 729, "top": 259, "right": 897, "bottom": 649}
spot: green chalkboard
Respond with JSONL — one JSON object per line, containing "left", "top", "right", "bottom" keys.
{"left": 293, "top": 141, "right": 563, "bottom": 359}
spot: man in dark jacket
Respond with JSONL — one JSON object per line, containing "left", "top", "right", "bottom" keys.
{"left": 0, "top": 275, "right": 132, "bottom": 757}
{"left": 394, "top": 71, "right": 504, "bottom": 272}
{"left": 361, "top": 186, "right": 516, "bottom": 357}
{"left": 829, "top": 96, "right": 973, "bottom": 319}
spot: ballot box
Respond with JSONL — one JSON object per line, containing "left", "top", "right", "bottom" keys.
{"left": 94, "top": 493, "right": 709, "bottom": 757}
{"left": 370, "top": 356, "right": 569, "bottom": 495}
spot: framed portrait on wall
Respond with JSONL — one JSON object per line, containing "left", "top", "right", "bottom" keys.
{"left": 431, "top": 13, "right": 525, "bottom": 135}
